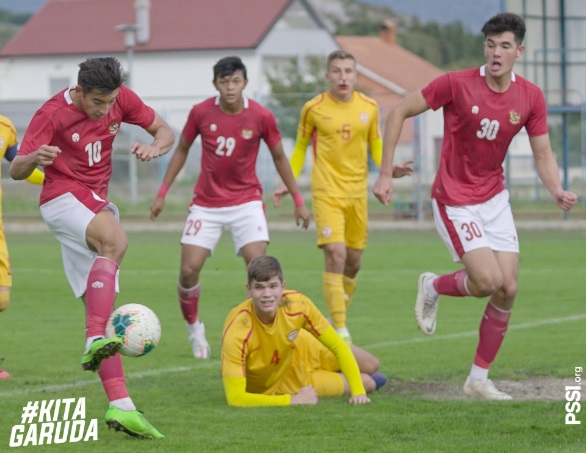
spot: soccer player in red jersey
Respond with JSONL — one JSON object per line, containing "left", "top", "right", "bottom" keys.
{"left": 10, "top": 57, "right": 174, "bottom": 438}
{"left": 150, "top": 56, "right": 310, "bottom": 360}
{"left": 373, "top": 13, "right": 577, "bottom": 400}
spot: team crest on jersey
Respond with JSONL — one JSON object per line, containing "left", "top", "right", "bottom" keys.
{"left": 108, "top": 122, "right": 120, "bottom": 134}
{"left": 241, "top": 128, "right": 253, "bottom": 139}
{"left": 210, "top": 124, "right": 217, "bottom": 132}
{"left": 359, "top": 112, "right": 369, "bottom": 124}
{"left": 471, "top": 105, "right": 479, "bottom": 114}
{"left": 288, "top": 330, "right": 299, "bottom": 342}
{"left": 509, "top": 111, "right": 521, "bottom": 125}
{"left": 322, "top": 226, "right": 332, "bottom": 238}
{"left": 72, "top": 133, "right": 80, "bottom": 142}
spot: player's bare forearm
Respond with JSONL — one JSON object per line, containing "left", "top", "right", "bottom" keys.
{"left": 10, "top": 145, "right": 61, "bottom": 180}
{"left": 530, "top": 134, "right": 577, "bottom": 211}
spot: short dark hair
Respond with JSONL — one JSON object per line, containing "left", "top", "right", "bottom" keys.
{"left": 213, "top": 56, "right": 247, "bottom": 81}
{"left": 481, "top": 13, "right": 526, "bottom": 45}
{"left": 247, "top": 256, "right": 283, "bottom": 285}
{"left": 77, "top": 57, "right": 126, "bottom": 94}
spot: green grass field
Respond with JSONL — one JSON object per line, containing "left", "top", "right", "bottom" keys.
{"left": 0, "top": 229, "right": 584, "bottom": 452}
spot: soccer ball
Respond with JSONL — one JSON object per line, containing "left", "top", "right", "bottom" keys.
{"left": 106, "top": 303, "right": 161, "bottom": 357}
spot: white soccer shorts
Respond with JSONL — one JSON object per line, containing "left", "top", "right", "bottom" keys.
{"left": 432, "top": 189, "right": 519, "bottom": 262}
{"left": 180, "top": 200, "right": 269, "bottom": 255}
{"left": 40, "top": 192, "right": 120, "bottom": 298}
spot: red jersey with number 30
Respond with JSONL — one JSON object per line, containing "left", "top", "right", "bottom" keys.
{"left": 422, "top": 65, "right": 548, "bottom": 206}
{"left": 18, "top": 86, "right": 155, "bottom": 205}
{"left": 182, "top": 96, "right": 281, "bottom": 208}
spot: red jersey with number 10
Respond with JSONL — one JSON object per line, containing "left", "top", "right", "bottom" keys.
{"left": 17, "top": 86, "right": 155, "bottom": 205}
{"left": 422, "top": 66, "right": 548, "bottom": 206}
{"left": 182, "top": 96, "right": 282, "bottom": 208}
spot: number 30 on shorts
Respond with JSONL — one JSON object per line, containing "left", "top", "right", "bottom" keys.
{"left": 460, "top": 221, "right": 483, "bottom": 241}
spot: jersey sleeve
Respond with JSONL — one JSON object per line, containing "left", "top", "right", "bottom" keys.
{"left": 181, "top": 106, "right": 200, "bottom": 144}
{"left": 17, "top": 110, "right": 55, "bottom": 156}
{"left": 261, "top": 108, "right": 282, "bottom": 149}
{"left": 221, "top": 309, "right": 253, "bottom": 379}
{"left": 119, "top": 86, "right": 155, "bottom": 128}
{"left": 223, "top": 377, "right": 291, "bottom": 407}
{"left": 317, "top": 327, "right": 366, "bottom": 396}
{"left": 524, "top": 88, "right": 549, "bottom": 137}
{"left": 421, "top": 72, "right": 453, "bottom": 111}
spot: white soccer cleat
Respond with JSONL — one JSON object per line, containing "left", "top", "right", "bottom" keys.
{"left": 463, "top": 377, "right": 512, "bottom": 401}
{"left": 414, "top": 272, "right": 439, "bottom": 335}
{"left": 187, "top": 321, "right": 211, "bottom": 360}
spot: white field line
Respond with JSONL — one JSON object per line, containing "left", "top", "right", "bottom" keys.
{"left": 2, "top": 314, "right": 584, "bottom": 399}
{"left": 363, "top": 313, "right": 586, "bottom": 350}
{"left": 0, "top": 362, "right": 219, "bottom": 399}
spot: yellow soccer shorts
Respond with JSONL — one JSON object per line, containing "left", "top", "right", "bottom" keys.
{"left": 274, "top": 330, "right": 344, "bottom": 397}
{"left": 312, "top": 196, "right": 367, "bottom": 250}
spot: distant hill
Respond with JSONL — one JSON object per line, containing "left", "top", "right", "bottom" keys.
{"left": 360, "top": 0, "right": 501, "bottom": 33}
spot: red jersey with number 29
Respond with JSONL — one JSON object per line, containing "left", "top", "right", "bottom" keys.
{"left": 17, "top": 86, "right": 155, "bottom": 205}
{"left": 182, "top": 96, "right": 282, "bottom": 208}
{"left": 422, "top": 65, "right": 548, "bottom": 206}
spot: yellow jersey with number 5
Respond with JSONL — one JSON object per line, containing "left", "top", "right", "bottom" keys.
{"left": 298, "top": 91, "right": 380, "bottom": 198}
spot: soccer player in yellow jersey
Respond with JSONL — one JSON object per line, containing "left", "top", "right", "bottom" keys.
{"left": 221, "top": 255, "right": 386, "bottom": 406}
{"left": 273, "top": 51, "right": 413, "bottom": 343}
{"left": 0, "top": 114, "right": 44, "bottom": 379}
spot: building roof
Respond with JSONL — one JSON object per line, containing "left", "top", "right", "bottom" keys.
{"left": 1, "top": 0, "right": 312, "bottom": 57}
{"left": 336, "top": 38, "right": 444, "bottom": 97}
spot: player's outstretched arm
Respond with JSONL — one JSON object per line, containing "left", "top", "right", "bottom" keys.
{"left": 269, "top": 141, "right": 310, "bottom": 229}
{"left": 373, "top": 91, "right": 429, "bottom": 205}
{"left": 132, "top": 112, "right": 175, "bottom": 162}
{"left": 529, "top": 134, "right": 578, "bottom": 212}
{"left": 150, "top": 135, "right": 192, "bottom": 221}
{"left": 271, "top": 135, "right": 310, "bottom": 207}
{"left": 223, "top": 377, "right": 295, "bottom": 407}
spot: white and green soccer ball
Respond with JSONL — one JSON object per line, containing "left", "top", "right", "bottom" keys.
{"left": 106, "top": 303, "right": 161, "bottom": 357}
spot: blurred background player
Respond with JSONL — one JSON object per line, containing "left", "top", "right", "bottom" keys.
{"left": 221, "top": 255, "right": 386, "bottom": 406}
{"left": 150, "top": 56, "right": 310, "bottom": 360}
{"left": 273, "top": 50, "right": 413, "bottom": 344}
{"left": 373, "top": 13, "right": 577, "bottom": 400}
{"left": 0, "top": 114, "right": 44, "bottom": 380}
{"left": 10, "top": 57, "right": 174, "bottom": 437}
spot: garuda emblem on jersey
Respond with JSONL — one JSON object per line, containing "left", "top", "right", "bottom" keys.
{"left": 241, "top": 129, "right": 253, "bottom": 139}
{"left": 360, "top": 112, "right": 369, "bottom": 124}
{"left": 108, "top": 122, "right": 120, "bottom": 134}
{"left": 509, "top": 111, "right": 521, "bottom": 125}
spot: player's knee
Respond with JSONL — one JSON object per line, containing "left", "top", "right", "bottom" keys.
{"left": 472, "top": 274, "right": 503, "bottom": 297}
{"left": 0, "top": 291, "right": 10, "bottom": 312}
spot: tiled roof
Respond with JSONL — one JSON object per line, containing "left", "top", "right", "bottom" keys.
{"left": 1, "top": 0, "right": 293, "bottom": 56}
{"left": 336, "top": 35, "right": 444, "bottom": 95}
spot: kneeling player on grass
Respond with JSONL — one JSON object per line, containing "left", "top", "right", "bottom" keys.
{"left": 221, "top": 255, "right": 386, "bottom": 406}
{"left": 10, "top": 57, "right": 174, "bottom": 438}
